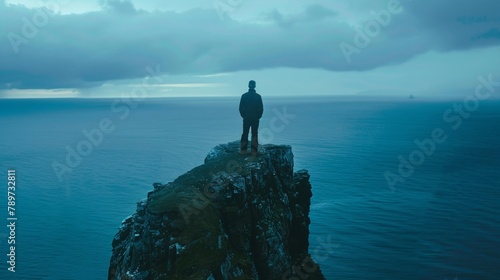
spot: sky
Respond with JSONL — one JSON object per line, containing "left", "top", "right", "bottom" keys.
{"left": 0, "top": 0, "right": 499, "bottom": 98}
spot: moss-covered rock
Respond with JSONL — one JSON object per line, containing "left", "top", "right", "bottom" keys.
{"left": 108, "top": 141, "right": 325, "bottom": 280}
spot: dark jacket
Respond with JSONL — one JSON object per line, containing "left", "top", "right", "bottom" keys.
{"left": 239, "top": 89, "right": 263, "bottom": 120}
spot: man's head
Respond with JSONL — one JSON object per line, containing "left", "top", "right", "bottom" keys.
{"left": 248, "top": 80, "right": 256, "bottom": 89}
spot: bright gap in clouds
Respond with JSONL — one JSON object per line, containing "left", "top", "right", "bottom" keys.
{"left": 1, "top": 88, "right": 79, "bottom": 98}
{"left": 4, "top": 0, "right": 102, "bottom": 14}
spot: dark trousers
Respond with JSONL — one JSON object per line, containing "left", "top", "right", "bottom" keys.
{"left": 241, "top": 118, "right": 259, "bottom": 152}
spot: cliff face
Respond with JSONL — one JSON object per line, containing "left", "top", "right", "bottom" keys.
{"left": 108, "top": 141, "right": 325, "bottom": 280}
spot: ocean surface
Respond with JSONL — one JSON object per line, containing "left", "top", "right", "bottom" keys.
{"left": 0, "top": 96, "right": 499, "bottom": 280}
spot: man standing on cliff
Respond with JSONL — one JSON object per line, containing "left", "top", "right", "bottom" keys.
{"left": 239, "top": 80, "right": 263, "bottom": 156}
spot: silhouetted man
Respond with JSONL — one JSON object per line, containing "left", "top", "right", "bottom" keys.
{"left": 239, "top": 80, "right": 263, "bottom": 156}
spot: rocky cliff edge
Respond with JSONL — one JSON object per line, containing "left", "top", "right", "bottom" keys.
{"left": 108, "top": 141, "right": 325, "bottom": 280}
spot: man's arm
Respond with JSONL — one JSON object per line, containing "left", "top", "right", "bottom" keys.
{"left": 257, "top": 95, "right": 263, "bottom": 119}
{"left": 239, "top": 95, "right": 246, "bottom": 118}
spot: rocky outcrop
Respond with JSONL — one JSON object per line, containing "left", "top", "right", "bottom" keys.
{"left": 108, "top": 141, "right": 325, "bottom": 280}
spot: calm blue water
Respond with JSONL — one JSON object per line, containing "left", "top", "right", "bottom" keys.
{"left": 0, "top": 97, "right": 499, "bottom": 279}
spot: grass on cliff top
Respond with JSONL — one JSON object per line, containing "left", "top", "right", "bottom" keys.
{"left": 148, "top": 149, "right": 254, "bottom": 214}
{"left": 146, "top": 147, "right": 261, "bottom": 279}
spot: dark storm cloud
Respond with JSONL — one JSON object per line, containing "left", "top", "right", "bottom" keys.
{"left": 0, "top": 0, "right": 499, "bottom": 90}
{"left": 401, "top": 0, "right": 500, "bottom": 51}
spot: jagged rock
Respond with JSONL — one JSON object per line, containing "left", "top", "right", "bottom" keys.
{"left": 108, "top": 141, "right": 325, "bottom": 280}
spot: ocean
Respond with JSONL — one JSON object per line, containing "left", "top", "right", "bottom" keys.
{"left": 0, "top": 96, "right": 499, "bottom": 279}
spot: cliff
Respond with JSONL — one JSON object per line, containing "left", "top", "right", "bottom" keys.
{"left": 108, "top": 141, "right": 325, "bottom": 280}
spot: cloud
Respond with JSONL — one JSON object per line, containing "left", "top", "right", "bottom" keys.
{"left": 0, "top": 0, "right": 499, "bottom": 91}
{"left": 473, "top": 28, "right": 500, "bottom": 41}
{"left": 268, "top": 4, "right": 338, "bottom": 28}
{"left": 400, "top": 0, "right": 500, "bottom": 51}
{"left": 100, "top": 0, "right": 137, "bottom": 15}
